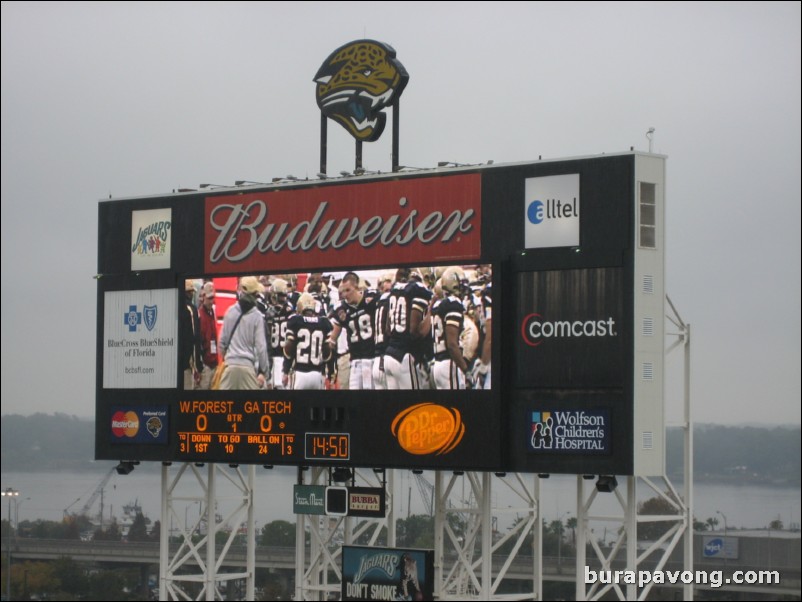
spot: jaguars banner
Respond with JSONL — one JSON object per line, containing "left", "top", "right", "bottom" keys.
{"left": 342, "top": 546, "right": 433, "bottom": 601}
{"left": 314, "top": 40, "right": 408, "bottom": 142}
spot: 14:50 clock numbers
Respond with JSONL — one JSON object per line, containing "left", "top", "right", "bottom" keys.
{"left": 305, "top": 433, "right": 350, "bottom": 460}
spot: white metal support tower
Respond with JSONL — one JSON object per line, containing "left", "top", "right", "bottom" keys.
{"left": 159, "top": 463, "right": 255, "bottom": 601}
{"left": 433, "top": 471, "right": 539, "bottom": 600}
{"left": 294, "top": 467, "right": 396, "bottom": 600}
{"left": 575, "top": 295, "right": 692, "bottom": 601}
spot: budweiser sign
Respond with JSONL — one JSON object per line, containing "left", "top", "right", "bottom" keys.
{"left": 204, "top": 174, "right": 481, "bottom": 273}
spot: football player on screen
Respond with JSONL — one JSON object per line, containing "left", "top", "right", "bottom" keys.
{"left": 283, "top": 293, "right": 334, "bottom": 390}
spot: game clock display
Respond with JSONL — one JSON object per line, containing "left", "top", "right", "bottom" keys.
{"left": 305, "top": 433, "right": 350, "bottom": 461}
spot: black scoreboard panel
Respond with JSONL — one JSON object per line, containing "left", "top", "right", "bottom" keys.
{"left": 96, "top": 154, "right": 639, "bottom": 473}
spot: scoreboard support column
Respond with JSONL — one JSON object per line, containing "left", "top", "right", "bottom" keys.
{"left": 158, "top": 463, "right": 255, "bottom": 600}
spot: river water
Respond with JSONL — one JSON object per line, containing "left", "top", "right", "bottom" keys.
{"left": 2, "top": 468, "right": 799, "bottom": 534}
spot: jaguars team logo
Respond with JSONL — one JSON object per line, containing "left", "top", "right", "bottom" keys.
{"left": 314, "top": 40, "right": 408, "bottom": 142}
{"left": 146, "top": 416, "right": 163, "bottom": 438}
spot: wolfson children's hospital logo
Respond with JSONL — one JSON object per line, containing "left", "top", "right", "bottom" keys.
{"left": 528, "top": 410, "right": 610, "bottom": 454}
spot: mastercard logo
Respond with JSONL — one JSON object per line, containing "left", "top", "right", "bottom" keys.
{"left": 111, "top": 411, "right": 140, "bottom": 438}
{"left": 391, "top": 403, "right": 465, "bottom": 455}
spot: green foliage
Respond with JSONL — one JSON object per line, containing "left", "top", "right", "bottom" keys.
{"left": 93, "top": 518, "right": 122, "bottom": 541}
{"left": 8, "top": 560, "right": 61, "bottom": 600}
{"left": 261, "top": 519, "right": 296, "bottom": 547}
{"left": 396, "top": 514, "right": 435, "bottom": 548}
{"left": 354, "top": 524, "right": 387, "bottom": 546}
{"left": 84, "top": 566, "right": 140, "bottom": 601}
{"left": 127, "top": 511, "right": 149, "bottom": 542}
{"left": 637, "top": 494, "right": 681, "bottom": 540}
{"left": 150, "top": 519, "right": 161, "bottom": 541}
{"left": 4, "top": 559, "right": 139, "bottom": 601}
{"left": 18, "top": 517, "right": 86, "bottom": 539}
{"left": 51, "top": 557, "right": 90, "bottom": 597}
{"left": 255, "top": 567, "right": 292, "bottom": 600}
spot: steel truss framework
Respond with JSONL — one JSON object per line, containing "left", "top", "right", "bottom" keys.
{"left": 156, "top": 297, "right": 688, "bottom": 601}
{"left": 576, "top": 296, "right": 692, "bottom": 601}
{"left": 293, "top": 296, "right": 690, "bottom": 601}
{"left": 434, "top": 471, "right": 540, "bottom": 600}
{"left": 294, "top": 467, "right": 396, "bottom": 601}
{"left": 159, "top": 463, "right": 256, "bottom": 601}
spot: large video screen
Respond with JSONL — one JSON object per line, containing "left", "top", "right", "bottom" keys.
{"left": 182, "top": 264, "right": 493, "bottom": 393}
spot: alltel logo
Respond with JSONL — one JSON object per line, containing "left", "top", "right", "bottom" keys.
{"left": 521, "top": 313, "right": 617, "bottom": 347}
{"left": 524, "top": 174, "right": 580, "bottom": 249}
{"left": 526, "top": 197, "right": 578, "bottom": 225}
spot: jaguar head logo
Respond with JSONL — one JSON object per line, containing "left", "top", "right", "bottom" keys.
{"left": 314, "top": 40, "right": 408, "bottom": 142}
{"left": 146, "top": 416, "right": 163, "bottom": 438}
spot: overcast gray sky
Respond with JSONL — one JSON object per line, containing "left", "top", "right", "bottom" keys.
{"left": 1, "top": 1, "right": 799, "bottom": 426}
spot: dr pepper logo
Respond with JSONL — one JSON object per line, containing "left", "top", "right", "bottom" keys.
{"left": 391, "top": 403, "right": 465, "bottom": 455}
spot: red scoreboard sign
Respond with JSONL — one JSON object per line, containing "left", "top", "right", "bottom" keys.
{"left": 204, "top": 174, "right": 481, "bottom": 273}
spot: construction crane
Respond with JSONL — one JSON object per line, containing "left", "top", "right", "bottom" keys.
{"left": 414, "top": 472, "right": 435, "bottom": 516}
{"left": 63, "top": 467, "right": 115, "bottom": 522}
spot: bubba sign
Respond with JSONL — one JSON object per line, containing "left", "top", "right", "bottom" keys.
{"left": 204, "top": 175, "right": 481, "bottom": 273}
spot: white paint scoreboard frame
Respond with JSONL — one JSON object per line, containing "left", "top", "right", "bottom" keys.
{"left": 96, "top": 151, "right": 666, "bottom": 475}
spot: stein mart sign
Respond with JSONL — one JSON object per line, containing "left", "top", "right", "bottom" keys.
{"left": 204, "top": 175, "right": 481, "bottom": 273}
{"left": 293, "top": 485, "right": 326, "bottom": 515}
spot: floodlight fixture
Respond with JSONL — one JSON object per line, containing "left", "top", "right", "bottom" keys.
{"left": 596, "top": 475, "right": 618, "bottom": 493}
{"left": 331, "top": 467, "right": 353, "bottom": 483}
{"left": 115, "top": 461, "right": 136, "bottom": 475}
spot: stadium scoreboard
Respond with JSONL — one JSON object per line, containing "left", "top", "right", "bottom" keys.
{"left": 96, "top": 152, "right": 666, "bottom": 475}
